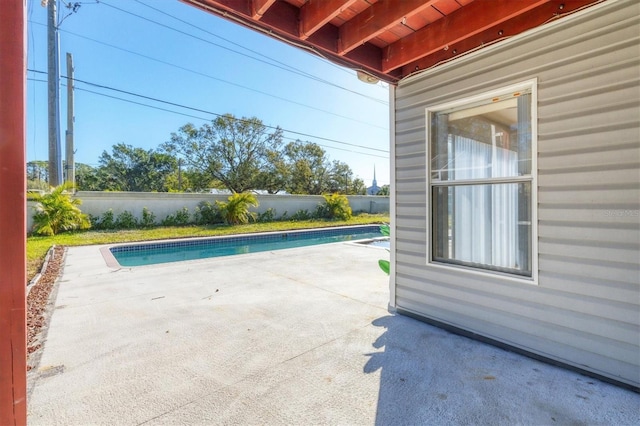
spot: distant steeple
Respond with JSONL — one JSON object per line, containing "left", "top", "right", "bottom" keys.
{"left": 367, "top": 164, "right": 380, "bottom": 195}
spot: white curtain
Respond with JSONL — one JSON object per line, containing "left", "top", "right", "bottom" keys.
{"left": 452, "top": 130, "right": 518, "bottom": 269}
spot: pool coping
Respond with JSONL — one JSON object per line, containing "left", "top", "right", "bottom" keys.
{"left": 100, "top": 224, "right": 383, "bottom": 269}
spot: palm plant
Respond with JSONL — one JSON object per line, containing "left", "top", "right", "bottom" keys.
{"left": 215, "top": 192, "right": 259, "bottom": 225}
{"left": 32, "top": 183, "right": 91, "bottom": 236}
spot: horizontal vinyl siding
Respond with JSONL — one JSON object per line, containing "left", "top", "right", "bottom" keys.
{"left": 393, "top": 0, "right": 640, "bottom": 387}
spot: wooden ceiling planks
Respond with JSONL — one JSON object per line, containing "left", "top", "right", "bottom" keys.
{"left": 299, "top": 0, "right": 359, "bottom": 40}
{"left": 182, "top": 0, "right": 603, "bottom": 83}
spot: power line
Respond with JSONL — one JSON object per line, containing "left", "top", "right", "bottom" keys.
{"left": 280, "top": 135, "right": 388, "bottom": 159}
{"left": 98, "top": 0, "right": 388, "bottom": 105}
{"left": 27, "top": 73, "right": 389, "bottom": 157}
{"left": 28, "top": 77, "right": 388, "bottom": 160}
{"left": 133, "top": 0, "right": 384, "bottom": 95}
{"left": 72, "top": 82, "right": 384, "bottom": 158}
{"left": 28, "top": 20, "right": 387, "bottom": 130}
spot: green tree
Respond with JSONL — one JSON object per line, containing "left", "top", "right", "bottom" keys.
{"left": 27, "top": 179, "right": 49, "bottom": 192}
{"left": 163, "top": 171, "right": 192, "bottom": 192}
{"left": 377, "top": 185, "right": 390, "bottom": 196}
{"left": 181, "top": 170, "right": 217, "bottom": 192}
{"left": 163, "top": 114, "right": 284, "bottom": 193}
{"left": 326, "top": 160, "right": 366, "bottom": 195}
{"left": 75, "top": 163, "right": 101, "bottom": 191}
{"left": 26, "top": 160, "right": 49, "bottom": 186}
{"left": 97, "top": 143, "right": 176, "bottom": 192}
{"left": 31, "top": 183, "right": 91, "bottom": 235}
{"left": 284, "top": 141, "right": 331, "bottom": 194}
{"left": 350, "top": 178, "right": 367, "bottom": 195}
{"left": 255, "top": 149, "right": 288, "bottom": 194}
{"left": 283, "top": 141, "right": 360, "bottom": 195}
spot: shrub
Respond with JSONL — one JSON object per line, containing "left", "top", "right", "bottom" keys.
{"left": 318, "top": 193, "right": 352, "bottom": 220}
{"left": 96, "top": 209, "right": 116, "bottom": 230}
{"left": 162, "top": 207, "right": 191, "bottom": 226}
{"left": 215, "top": 192, "right": 259, "bottom": 225}
{"left": 314, "top": 204, "right": 329, "bottom": 219}
{"left": 31, "top": 184, "right": 91, "bottom": 236}
{"left": 257, "top": 208, "right": 276, "bottom": 223}
{"left": 194, "top": 201, "right": 222, "bottom": 225}
{"left": 88, "top": 213, "right": 100, "bottom": 228}
{"left": 115, "top": 210, "right": 138, "bottom": 229}
{"left": 140, "top": 207, "right": 156, "bottom": 228}
{"left": 290, "top": 209, "right": 312, "bottom": 221}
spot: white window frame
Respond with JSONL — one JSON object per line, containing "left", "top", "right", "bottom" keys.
{"left": 425, "top": 79, "right": 539, "bottom": 284}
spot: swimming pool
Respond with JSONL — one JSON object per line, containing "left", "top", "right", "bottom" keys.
{"left": 104, "top": 225, "right": 383, "bottom": 267}
{"left": 358, "top": 239, "right": 390, "bottom": 248}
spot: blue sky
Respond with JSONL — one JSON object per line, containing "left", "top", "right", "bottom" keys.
{"left": 27, "top": 0, "right": 390, "bottom": 188}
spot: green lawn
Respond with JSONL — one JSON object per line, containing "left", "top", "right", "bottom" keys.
{"left": 27, "top": 213, "right": 389, "bottom": 282}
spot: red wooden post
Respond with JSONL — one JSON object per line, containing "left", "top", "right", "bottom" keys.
{"left": 0, "top": 0, "right": 27, "bottom": 424}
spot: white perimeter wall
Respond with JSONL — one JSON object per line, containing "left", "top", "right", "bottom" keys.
{"left": 26, "top": 191, "right": 389, "bottom": 231}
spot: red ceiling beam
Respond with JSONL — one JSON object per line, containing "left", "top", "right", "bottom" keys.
{"left": 343, "top": 42, "right": 383, "bottom": 74}
{"left": 305, "top": 24, "right": 392, "bottom": 81}
{"left": 305, "top": 23, "right": 341, "bottom": 54}
{"left": 186, "top": 0, "right": 300, "bottom": 37}
{"left": 251, "top": 0, "right": 276, "bottom": 20}
{"left": 382, "top": 0, "right": 549, "bottom": 73}
{"left": 185, "top": 0, "right": 394, "bottom": 82}
{"left": 400, "top": 0, "right": 596, "bottom": 78}
{"left": 188, "top": 0, "right": 252, "bottom": 18}
{"left": 338, "top": 0, "right": 438, "bottom": 55}
{"left": 300, "top": 0, "right": 358, "bottom": 40}
{"left": 184, "top": 0, "right": 601, "bottom": 83}
{"left": 258, "top": 0, "right": 300, "bottom": 37}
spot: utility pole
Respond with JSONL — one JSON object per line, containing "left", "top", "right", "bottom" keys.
{"left": 65, "top": 52, "right": 75, "bottom": 187}
{"left": 47, "top": 0, "right": 62, "bottom": 186}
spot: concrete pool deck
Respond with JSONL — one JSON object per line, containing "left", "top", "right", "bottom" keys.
{"left": 28, "top": 241, "right": 639, "bottom": 425}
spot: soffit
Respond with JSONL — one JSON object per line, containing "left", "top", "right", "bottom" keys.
{"left": 182, "top": 0, "right": 602, "bottom": 84}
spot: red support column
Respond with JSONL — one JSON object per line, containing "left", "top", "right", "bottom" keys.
{"left": 0, "top": 1, "right": 27, "bottom": 424}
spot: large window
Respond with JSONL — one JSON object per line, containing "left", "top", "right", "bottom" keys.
{"left": 428, "top": 82, "right": 536, "bottom": 278}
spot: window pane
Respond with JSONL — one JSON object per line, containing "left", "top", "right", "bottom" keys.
{"left": 432, "top": 182, "right": 532, "bottom": 276}
{"left": 431, "top": 93, "right": 531, "bottom": 182}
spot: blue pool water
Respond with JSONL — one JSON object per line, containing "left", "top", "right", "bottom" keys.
{"left": 363, "top": 239, "right": 390, "bottom": 248}
{"left": 109, "top": 225, "right": 383, "bottom": 267}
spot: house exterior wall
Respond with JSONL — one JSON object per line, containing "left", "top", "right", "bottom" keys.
{"left": 393, "top": 0, "right": 639, "bottom": 387}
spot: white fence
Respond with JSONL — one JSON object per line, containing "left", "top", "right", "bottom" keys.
{"left": 27, "top": 191, "right": 389, "bottom": 232}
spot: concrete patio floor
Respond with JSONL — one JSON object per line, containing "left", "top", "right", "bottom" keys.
{"left": 28, "top": 240, "right": 639, "bottom": 425}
